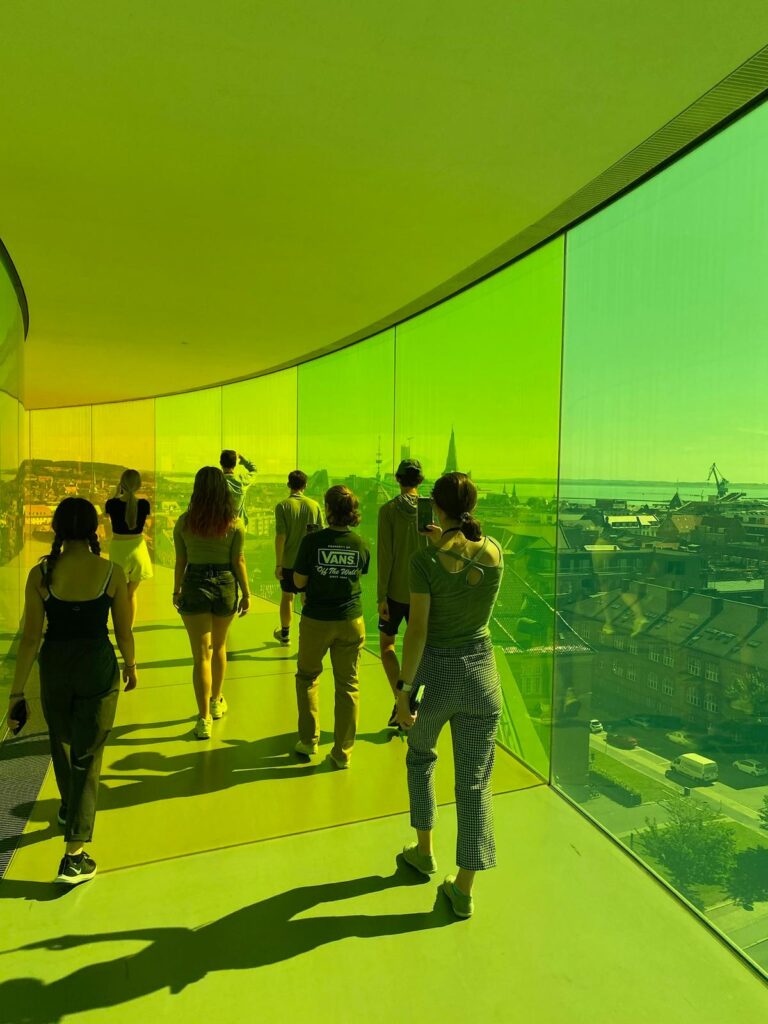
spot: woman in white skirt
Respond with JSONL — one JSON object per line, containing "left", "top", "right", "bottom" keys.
{"left": 104, "top": 469, "right": 153, "bottom": 627}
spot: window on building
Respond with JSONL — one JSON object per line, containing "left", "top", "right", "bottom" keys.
{"left": 704, "top": 694, "right": 719, "bottom": 713}
{"left": 649, "top": 649, "right": 661, "bottom": 663}
{"left": 663, "top": 651, "right": 674, "bottom": 667}
{"left": 687, "top": 658, "right": 701, "bottom": 676}
{"left": 648, "top": 672, "right": 658, "bottom": 690}
{"left": 628, "top": 640, "right": 639, "bottom": 655}
{"left": 615, "top": 636, "right": 624, "bottom": 650}
{"left": 687, "top": 688, "right": 702, "bottom": 707}
{"left": 705, "top": 664, "right": 719, "bottom": 682}
{"left": 662, "top": 679, "right": 674, "bottom": 696}
{"left": 627, "top": 666, "right": 636, "bottom": 682}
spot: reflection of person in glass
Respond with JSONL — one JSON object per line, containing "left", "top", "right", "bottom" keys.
{"left": 172, "top": 468, "right": 250, "bottom": 740}
{"left": 7, "top": 498, "right": 137, "bottom": 886}
{"left": 273, "top": 470, "right": 323, "bottom": 645}
{"left": 220, "top": 449, "right": 256, "bottom": 528}
{"left": 104, "top": 469, "right": 153, "bottom": 628}
{"left": 292, "top": 486, "right": 370, "bottom": 768}
{"left": 396, "top": 472, "right": 504, "bottom": 919}
{"left": 377, "top": 458, "right": 425, "bottom": 728}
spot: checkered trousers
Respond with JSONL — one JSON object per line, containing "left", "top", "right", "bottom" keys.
{"left": 406, "top": 639, "right": 502, "bottom": 871}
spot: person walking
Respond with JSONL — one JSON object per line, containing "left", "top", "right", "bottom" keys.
{"left": 220, "top": 449, "right": 256, "bottom": 528}
{"left": 292, "top": 485, "right": 369, "bottom": 769}
{"left": 395, "top": 472, "right": 504, "bottom": 919}
{"left": 377, "top": 458, "right": 426, "bottom": 727}
{"left": 7, "top": 497, "right": 137, "bottom": 885}
{"left": 273, "top": 470, "right": 323, "bottom": 645}
{"left": 104, "top": 469, "right": 153, "bottom": 628}
{"left": 173, "top": 467, "right": 250, "bottom": 740}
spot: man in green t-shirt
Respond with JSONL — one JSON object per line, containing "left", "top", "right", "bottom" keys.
{"left": 292, "top": 485, "right": 370, "bottom": 769}
{"left": 274, "top": 470, "right": 323, "bottom": 644}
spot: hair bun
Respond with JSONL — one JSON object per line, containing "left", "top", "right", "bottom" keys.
{"left": 460, "top": 512, "right": 471, "bottom": 522}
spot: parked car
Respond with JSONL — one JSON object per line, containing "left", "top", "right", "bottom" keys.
{"left": 607, "top": 733, "right": 638, "bottom": 749}
{"left": 666, "top": 730, "right": 700, "bottom": 747}
{"left": 733, "top": 758, "right": 768, "bottom": 777}
{"left": 629, "top": 714, "right": 653, "bottom": 729}
{"left": 589, "top": 719, "right": 604, "bottom": 734}
{"left": 668, "top": 753, "right": 719, "bottom": 784}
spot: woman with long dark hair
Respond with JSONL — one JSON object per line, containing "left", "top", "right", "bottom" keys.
{"left": 173, "top": 467, "right": 250, "bottom": 739}
{"left": 395, "top": 472, "right": 504, "bottom": 918}
{"left": 104, "top": 469, "right": 153, "bottom": 628}
{"left": 7, "top": 497, "right": 137, "bottom": 885}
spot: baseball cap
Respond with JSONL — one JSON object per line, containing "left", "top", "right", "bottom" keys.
{"left": 396, "top": 458, "right": 423, "bottom": 476}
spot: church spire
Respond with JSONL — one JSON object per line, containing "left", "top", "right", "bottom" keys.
{"left": 443, "top": 427, "right": 458, "bottom": 475}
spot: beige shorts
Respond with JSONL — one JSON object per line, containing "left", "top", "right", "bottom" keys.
{"left": 108, "top": 534, "right": 154, "bottom": 582}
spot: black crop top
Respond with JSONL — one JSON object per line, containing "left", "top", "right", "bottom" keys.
{"left": 43, "top": 564, "right": 113, "bottom": 641}
{"left": 105, "top": 497, "right": 151, "bottom": 535}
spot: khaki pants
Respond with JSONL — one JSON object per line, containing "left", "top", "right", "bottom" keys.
{"left": 295, "top": 615, "right": 365, "bottom": 765}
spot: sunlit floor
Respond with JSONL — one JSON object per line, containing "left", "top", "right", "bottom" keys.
{"left": 1, "top": 577, "right": 766, "bottom": 1022}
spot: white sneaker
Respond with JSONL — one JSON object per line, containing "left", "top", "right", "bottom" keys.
{"left": 194, "top": 716, "right": 213, "bottom": 740}
{"left": 294, "top": 739, "right": 318, "bottom": 757}
{"left": 210, "top": 696, "right": 228, "bottom": 720}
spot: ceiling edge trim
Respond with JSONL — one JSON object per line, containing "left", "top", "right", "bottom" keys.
{"left": 0, "top": 234, "right": 29, "bottom": 338}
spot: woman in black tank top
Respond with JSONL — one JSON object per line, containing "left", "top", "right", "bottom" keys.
{"left": 8, "top": 498, "right": 138, "bottom": 886}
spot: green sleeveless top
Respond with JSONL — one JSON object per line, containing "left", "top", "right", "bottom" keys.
{"left": 409, "top": 536, "right": 503, "bottom": 647}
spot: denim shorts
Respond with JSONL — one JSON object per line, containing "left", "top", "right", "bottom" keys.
{"left": 178, "top": 564, "right": 238, "bottom": 617}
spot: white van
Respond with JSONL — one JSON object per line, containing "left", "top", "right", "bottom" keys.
{"left": 669, "top": 752, "right": 719, "bottom": 784}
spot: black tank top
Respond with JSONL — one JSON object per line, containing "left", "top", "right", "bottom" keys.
{"left": 43, "top": 563, "right": 114, "bottom": 641}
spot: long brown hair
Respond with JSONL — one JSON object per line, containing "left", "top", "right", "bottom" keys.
{"left": 116, "top": 468, "right": 141, "bottom": 530}
{"left": 186, "top": 467, "right": 236, "bottom": 538}
{"left": 431, "top": 472, "right": 482, "bottom": 541}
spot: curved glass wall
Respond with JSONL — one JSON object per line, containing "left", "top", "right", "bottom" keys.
{"left": 6, "top": 97, "right": 768, "bottom": 978}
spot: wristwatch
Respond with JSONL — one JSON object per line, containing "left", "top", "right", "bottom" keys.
{"left": 396, "top": 679, "right": 414, "bottom": 694}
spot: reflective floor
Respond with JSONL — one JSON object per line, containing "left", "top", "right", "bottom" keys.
{"left": 1, "top": 575, "right": 765, "bottom": 1022}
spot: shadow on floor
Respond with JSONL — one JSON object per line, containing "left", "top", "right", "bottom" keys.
{"left": 0, "top": 864, "right": 456, "bottom": 1022}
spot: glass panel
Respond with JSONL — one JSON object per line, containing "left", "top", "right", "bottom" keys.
{"left": 297, "top": 331, "right": 395, "bottom": 637}
{"left": 222, "top": 369, "right": 297, "bottom": 606}
{"left": 92, "top": 399, "right": 157, "bottom": 612}
{"left": 396, "top": 240, "right": 565, "bottom": 779}
{"left": 154, "top": 387, "right": 222, "bottom": 572}
{"left": 26, "top": 406, "right": 94, "bottom": 568}
{"left": 0, "top": 262, "right": 24, "bottom": 706}
{"left": 555, "top": 100, "right": 768, "bottom": 977}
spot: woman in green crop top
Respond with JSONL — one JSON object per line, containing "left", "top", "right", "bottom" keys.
{"left": 395, "top": 472, "right": 504, "bottom": 919}
{"left": 173, "top": 467, "right": 250, "bottom": 740}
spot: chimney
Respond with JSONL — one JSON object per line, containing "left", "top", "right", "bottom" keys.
{"left": 666, "top": 589, "right": 684, "bottom": 612}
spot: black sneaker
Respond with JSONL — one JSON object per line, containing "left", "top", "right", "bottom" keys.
{"left": 55, "top": 852, "right": 97, "bottom": 886}
{"left": 387, "top": 703, "right": 399, "bottom": 729}
{"left": 56, "top": 806, "right": 67, "bottom": 828}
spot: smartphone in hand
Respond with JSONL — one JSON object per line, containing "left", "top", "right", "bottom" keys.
{"left": 417, "top": 497, "right": 433, "bottom": 533}
{"left": 10, "top": 698, "right": 28, "bottom": 736}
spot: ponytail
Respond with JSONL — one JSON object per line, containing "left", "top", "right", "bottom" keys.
{"left": 89, "top": 531, "right": 101, "bottom": 557}
{"left": 44, "top": 536, "right": 63, "bottom": 587}
{"left": 117, "top": 469, "right": 141, "bottom": 531}
{"left": 460, "top": 512, "right": 483, "bottom": 542}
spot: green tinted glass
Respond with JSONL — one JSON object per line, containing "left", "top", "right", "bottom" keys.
{"left": 298, "top": 330, "right": 395, "bottom": 636}
{"left": 555, "top": 100, "right": 768, "bottom": 975}
{"left": 396, "top": 239, "right": 565, "bottom": 778}
{"left": 222, "top": 369, "right": 297, "bottom": 605}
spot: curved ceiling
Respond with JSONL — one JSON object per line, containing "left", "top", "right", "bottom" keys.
{"left": 2, "top": 2, "right": 768, "bottom": 409}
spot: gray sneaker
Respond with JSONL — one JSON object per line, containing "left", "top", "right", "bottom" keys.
{"left": 402, "top": 842, "right": 437, "bottom": 876}
{"left": 442, "top": 875, "right": 474, "bottom": 918}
